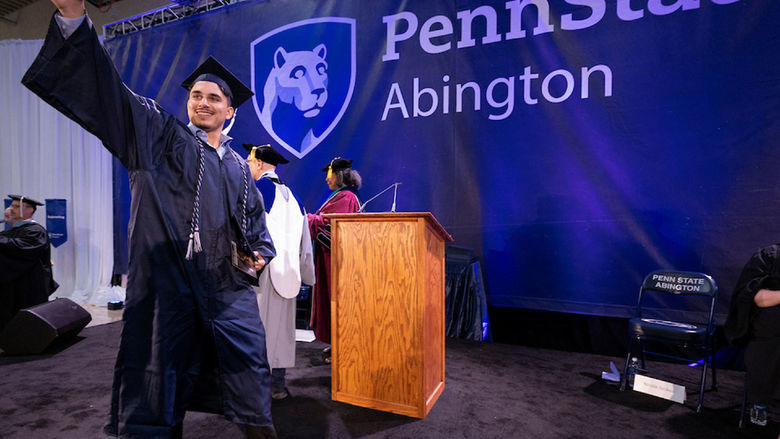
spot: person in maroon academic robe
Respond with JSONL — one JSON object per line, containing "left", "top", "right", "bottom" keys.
{"left": 0, "top": 195, "right": 58, "bottom": 332}
{"left": 306, "top": 158, "right": 361, "bottom": 356}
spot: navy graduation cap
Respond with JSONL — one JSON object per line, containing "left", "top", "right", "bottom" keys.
{"left": 181, "top": 56, "right": 254, "bottom": 108}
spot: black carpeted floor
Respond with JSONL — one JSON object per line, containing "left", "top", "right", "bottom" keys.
{"left": 0, "top": 322, "right": 775, "bottom": 438}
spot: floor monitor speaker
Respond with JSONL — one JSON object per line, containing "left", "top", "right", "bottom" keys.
{"left": 0, "top": 298, "right": 92, "bottom": 355}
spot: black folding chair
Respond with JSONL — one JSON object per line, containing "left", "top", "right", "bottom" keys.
{"left": 619, "top": 270, "right": 718, "bottom": 412}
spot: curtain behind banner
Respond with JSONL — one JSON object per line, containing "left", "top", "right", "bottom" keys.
{"left": 0, "top": 39, "right": 121, "bottom": 306}
{"left": 105, "top": 0, "right": 780, "bottom": 322}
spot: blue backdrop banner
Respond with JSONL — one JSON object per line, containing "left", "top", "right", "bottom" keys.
{"left": 105, "top": 0, "right": 780, "bottom": 322}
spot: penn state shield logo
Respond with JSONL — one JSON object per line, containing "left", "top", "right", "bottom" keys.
{"left": 251, "top": 17, "right": 356, "bottom": 158}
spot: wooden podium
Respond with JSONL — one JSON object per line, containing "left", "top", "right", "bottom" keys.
{"left": 324, "top": 212, "right": 453, "bottom": 418}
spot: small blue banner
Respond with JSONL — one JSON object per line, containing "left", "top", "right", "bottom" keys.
{"left": 3, "top": 198, "right": 9, "bottom": 231}
{"left": 45, "top": 198, "right": 67, "bottom": 248}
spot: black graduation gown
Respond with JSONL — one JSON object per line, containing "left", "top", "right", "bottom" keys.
{"left": 724, "top": 244, "right": 780, "bottom": 404}
{"left": 0, "top": 222, "right": 57, "bottom": 331}
{"left": 22, "top": 15, "right": 276, "bottom": 437}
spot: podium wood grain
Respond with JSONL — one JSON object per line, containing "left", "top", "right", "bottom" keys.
{"left": 325, "top": 212, "right": 452, "bottom": 418}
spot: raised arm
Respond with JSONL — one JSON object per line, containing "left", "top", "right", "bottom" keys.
{"left": 52, "top": 0, "right": 85, "bottom": 18}
{"left": 22, "top": 0, "right": 171, "bottom": 171}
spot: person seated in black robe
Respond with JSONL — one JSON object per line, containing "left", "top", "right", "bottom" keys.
{"left": 725, "top": 244, "right": 780, "bottom": 426}
{"left": 0, "top": 195, "right": 58, "bottom": 332}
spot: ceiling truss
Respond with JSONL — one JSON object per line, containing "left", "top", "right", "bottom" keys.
{"left": 104, "top": 0, "right": 248, "bottom": 39}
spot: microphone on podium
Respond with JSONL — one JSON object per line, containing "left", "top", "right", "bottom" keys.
{"left": 358, "top": 182, "right": 402, "bottom": 213}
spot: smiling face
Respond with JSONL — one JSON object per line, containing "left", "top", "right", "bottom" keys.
{"left": 187, "top": 81, "right": 235, "bottom": 134}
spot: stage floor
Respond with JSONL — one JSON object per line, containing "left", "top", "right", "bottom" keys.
{"left": 0, "top": 322, "right": 775, "bottom": 438}
{"left": 82, "top": 303, "right": 123, "bottom": 328}
{"left": 79, "top": 303, "right": 318, "bottom": 343}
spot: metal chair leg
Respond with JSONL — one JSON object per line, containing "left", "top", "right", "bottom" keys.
{"left": 738, "top": 373, "right": 747, "bottom": 429}
{"left": 711, "top": 353, "right": 718, "bottom": 391}
{"left": 696, "top": 358, "right": 707, "bottom": 413}
{"left": 620, "top": 338, "right": 637, "bottom": 391}
{"left": 708, "top": 339, "right": 717, "bottom": 391}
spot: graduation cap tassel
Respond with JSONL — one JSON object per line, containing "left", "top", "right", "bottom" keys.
{"left": 185, "top": 229, "right": 202, "bottom": 261}
{"left": 186, "top": 233, "right": 195, "bottom": 260}
{"left": 222, "top": 109, "right": 237, "bottom": 136}
{"left": 186, "top": 137, "right": 207, "bottom": 261}
{"left": 193, "top": 229, "right": 202, "bottom": 253}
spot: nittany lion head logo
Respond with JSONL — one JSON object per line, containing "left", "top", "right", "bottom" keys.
{"left": 263, "top": 44, "right": 328, "bottom": 119}
{"left": 252, "top": 18, "right": 355, "bottom": 158}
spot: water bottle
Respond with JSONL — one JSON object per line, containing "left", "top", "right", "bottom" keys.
{"left": 627, "top": 357, "right": 640, "bottom": 388}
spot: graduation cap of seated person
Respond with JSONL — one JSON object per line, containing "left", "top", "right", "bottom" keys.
{"left": 242, "top": 143, "right": 290, "bottom": 166}
{"left": 8, "top": 194, "right": 44, "bottom": 207}
{"left": 181, "top": 56, "right": 254, "bottom": 108}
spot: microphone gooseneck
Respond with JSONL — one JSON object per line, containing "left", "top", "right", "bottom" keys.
{"left": 391, "top": 183, "right": 399, "bottom": 212}
{"left": 358, "top": 182, "right": 402, "bottom": 213}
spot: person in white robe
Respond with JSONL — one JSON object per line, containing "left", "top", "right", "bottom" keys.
{"left": 244, "top": 143, "right": 315, "bottom": 399}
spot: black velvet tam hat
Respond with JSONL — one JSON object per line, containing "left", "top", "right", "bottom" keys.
{"left": 322, "top": 157, "right": 353, "bottom": 172}
{"left": 242, "top": 143, "right": 290, "bottom": 165}
{"left": 181, "top": 56, "right": 254, "bottom": 108}
{"left": 7, "top": 194, "right": 43, "bottom": 206}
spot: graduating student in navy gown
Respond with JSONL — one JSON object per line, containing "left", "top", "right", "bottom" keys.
{"left": 244, "top": 144, "right": 315, "bottom": 399}
{"left": 22, "top": 1, "right": 277, "bottom": 437}
{"left": 306, "top": 158, "right": 360, "bottom": 358}
{"left": 0, "top": 195, "right": 58, "bottom": 331}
